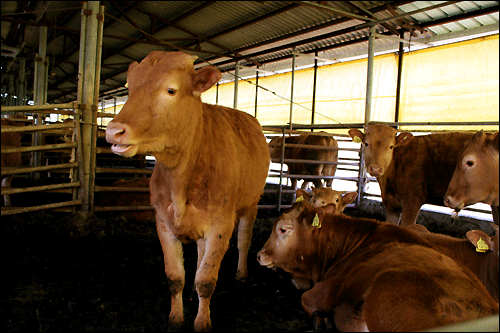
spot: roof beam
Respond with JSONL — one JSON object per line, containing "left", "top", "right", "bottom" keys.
{"left": 292, "top": 1, "right": 377, "bottom": 22}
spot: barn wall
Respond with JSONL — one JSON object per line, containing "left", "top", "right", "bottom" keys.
{"left": 202, "top": 34, "right": 499, "bottom": 133}
{"left": 399, "top": 34, "right": 499, "bottom": 131}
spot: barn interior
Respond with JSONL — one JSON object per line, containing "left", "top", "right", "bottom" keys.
{"left": 1, "top": 1, "right": 499, "bottom": 332}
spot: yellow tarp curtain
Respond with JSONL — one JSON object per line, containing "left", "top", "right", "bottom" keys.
{"left": 201, "top": 34, "right": 499, "bottom": 133}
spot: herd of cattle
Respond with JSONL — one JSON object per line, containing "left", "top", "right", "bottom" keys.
{"left": 2, "top": 50, "right": 499, "bottom": 331}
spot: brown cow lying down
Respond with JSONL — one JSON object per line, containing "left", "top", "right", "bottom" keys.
{"left": 94, "top": 178, "right": 155, "bottom": 221}
{"left": 296, "top": 187, "right": 357, "bottom": 211}
{"left": 106, "top": 51, "right": 270, "bottom": 331}
{"left": 293, "top": 188, "right": 498, "bottom": 301}
{"left": 268, "top": 132, "right": 338, "bottom": 189}
{"left": 445, "top": 130, "right": 499, "bottom": 226}
{"left": 403, "top": 224, "right": 498, "bottom": 302}
{"left": 257, "top": 200, "right": 499, "bottom": 332}
{"left": 284, "top": 188, "right": 358, "bottom": 290}
{"left": 348, "top": 124, "right": 473, "bottom": 225}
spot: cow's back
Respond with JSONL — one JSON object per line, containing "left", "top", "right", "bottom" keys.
{"left": 392, "top": 132, "right": 473, "bottom": 205}
{"left": 362, "top": 244, "right": 499, "bottom": 331}
{"left": 203, "top": 103, "right": 269, "bottom": 210}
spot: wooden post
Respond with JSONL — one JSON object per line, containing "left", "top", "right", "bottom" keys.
{"left": 33, "top": 25, "right": 48, "bottom": 180}
{"left": 76, "top": 1, "right": 104, "bottom": 215}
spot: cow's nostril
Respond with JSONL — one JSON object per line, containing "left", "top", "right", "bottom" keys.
{"left": 106, "top": 122, "right": 130, "bottom": 143}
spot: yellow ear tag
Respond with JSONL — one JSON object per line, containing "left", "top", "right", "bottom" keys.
{"left": 476, "top": 237, "right": 489, "bottom": 252}
{"left": 295, "top": 196, "right": 304, "bottom": 202}
{"left": 312, "top": 214, "right": 321, "bottom": 228}
{"left": 353, "top": 136, "right": 362, "bottom": 143}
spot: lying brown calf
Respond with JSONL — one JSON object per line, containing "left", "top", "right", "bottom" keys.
{"left": 404, "top": 224, "right": 498, "bottom": 302}
{"left": 257, "top": 200, "right": 499, "bottom": 331}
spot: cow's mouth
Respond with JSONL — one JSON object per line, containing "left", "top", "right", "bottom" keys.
{"left": 258, "top": 261, "right": 275, "bottom": 270}
{"left": 111, "top": 143, "right": 139, "bottom": 157}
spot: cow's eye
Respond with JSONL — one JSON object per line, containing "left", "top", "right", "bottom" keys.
{"left": 279, "top": 227, "right": 287, "bottom": 234}
{"left": 466, "top": 160, "right": 474, "bottom": 167}
{"left": 335, "top": 198, "right": 339, "bottom": 202}
{"left": 167, "top": 88, "right": 177, "bottom": 95}
{"left": 389, "top": 145, "right": 394, "bottom": 149}
{"left": 364, "top": 142, "right": 369, "bottom": 147}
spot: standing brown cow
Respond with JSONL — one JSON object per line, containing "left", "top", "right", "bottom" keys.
{"left": 444, "top": 130, "right": 499, "bottom": 226}
{"left": 348, "top": 124, "right": 473, "bottom": 225}
{"left": 106, "top": 51, "right": 270, "bottom": 331}
{"left": 268, "top": 133, "right": 338, "bottom": 189}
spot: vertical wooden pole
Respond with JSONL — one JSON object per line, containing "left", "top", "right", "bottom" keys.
{"left": 77, "top": 1, "right": 104, "bottom": 215}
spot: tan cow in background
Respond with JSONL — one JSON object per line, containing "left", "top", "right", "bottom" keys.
{"left": 348, "top": 124, "right": 473, "bottom": 225}
{"left": 445, "top": 130, "right": 499, "bottom": 226}
{"left": 268, "top": 133, "right": 338, "bottom": 189}
{"left": 106, "top": 51, "right": 270, "bottom": 331}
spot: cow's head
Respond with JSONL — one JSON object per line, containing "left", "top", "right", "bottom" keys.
{"left": 268, "top": 136, "right": 284, "bottom": 161}
{"left": 445, "top": 130, "right": 499, "bottom": 210}
{"left": 257, "top": 200, "right": 335, "bottom": 277}
{"left": 296, "top": 187, "right": 357, "bottom": 213}
{"left": 348, "top": 124, "right": 413, "bottom": 177}
{"left": 106, "top": 51, "right": 222, "bottom": 158}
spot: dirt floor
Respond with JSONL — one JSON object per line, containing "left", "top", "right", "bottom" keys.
{"left": 2, "top": 201, "right": 495, "bottom": 332}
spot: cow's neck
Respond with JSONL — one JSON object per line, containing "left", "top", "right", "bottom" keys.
{"left": 318, "top": 218, "right": 378, "bottom": 277}
{"left": 375, "top": 160, "right": 396, "bottom": 197}
{"left": 151, "top": 113, "right": 204, "bottom": 223}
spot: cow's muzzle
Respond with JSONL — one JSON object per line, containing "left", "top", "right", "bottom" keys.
{"left": 106, "top": 122, "right": 139, "bottom": 157}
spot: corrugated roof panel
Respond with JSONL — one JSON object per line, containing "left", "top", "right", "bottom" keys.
{"left": 138, "top": 1, "right": 207, "bottom": 21}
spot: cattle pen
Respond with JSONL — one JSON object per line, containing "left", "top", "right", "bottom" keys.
{"left": 2, "top": 104, "right": 496, "bottom": 231}
{"left": 1, "top": 1, "right": 499, "bottom": 332}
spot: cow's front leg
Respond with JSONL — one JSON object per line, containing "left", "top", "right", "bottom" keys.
{"left": 301, "top": 279, "right": 337, "bottom": 331}
{"left": 400, "top": 198, "right": 424, "bottom": 225}
{"left": 385, "top": 209, "right": 401, "bottom": 225}
{"left": 236, "top": 205, "right": 258, "bottom": 281}
{"left": 156, "top": 218, "right": 185, "bottom": 331}
{"left": 194, "top": 226, "right": 232, "bottom": 332}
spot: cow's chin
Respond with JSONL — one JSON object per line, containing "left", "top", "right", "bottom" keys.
{"left": 258, "top": 259, "right": 275, "bottom": 270}
{"left": 111, "top": 144, "right": 139, "bottom": 157}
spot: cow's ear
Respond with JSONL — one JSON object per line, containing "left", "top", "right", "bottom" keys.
{"left": 193, "top": 66, "right": 222, "bottom": 94}
{"left": 296, "top": 189, "right": 310, "bottom": 202}
{"left": 489, "top": 131, "right": 499, "bottom": 152}
{"left": 466, "top": 230, "right": 494, "bottom": 252}
{"left": 128, "top": 61, "right": 139, "bottom": 73}
{"left": 341, "top": 192, "right": 358, "bottom": 209}
{"left": 348, "top": 128, "right": 364, "bottom": 144}
{"left": 395, "top": 132, "right": 413, "bottom": 147}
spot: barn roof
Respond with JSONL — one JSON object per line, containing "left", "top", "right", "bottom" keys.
{"left": 1, "top": 1, "right": 499, "bottom": 104}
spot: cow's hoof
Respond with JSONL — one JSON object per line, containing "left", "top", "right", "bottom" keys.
{"left": 312, "top": 311, "right": 332, "bottom": 331}
{"left": 194, "top": 321, "right": 212, "bottom": 332}
{"left": 167, "top": 322, "right": 183, "bottom": 332}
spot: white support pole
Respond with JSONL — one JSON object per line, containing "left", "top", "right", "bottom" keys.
{"left": 233, "top": 61, "right": 239, "bottom": 109}
{"left": 358, "top": 25, "right": 377, "bottom": 207}
{"left": 289, "top": 48, "right": 296, "bottom": 130}
{"left": 365, "top": 25, "right": 376, "bottom": 125}
{"left": 33, "top": 25, "right": 48, "bottom": 179}
{"left": 17, "top": 58, "right": 26, "bottom": 106}
{"left": 77, "top": 1, "right": 104, "bottom": 214}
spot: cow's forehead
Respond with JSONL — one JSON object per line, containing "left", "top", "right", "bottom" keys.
{"left": 128, "top": 51, "right": 197, "bottom": 86}
{"left": 365, "top": 125, "right": 397, "bottom": 141}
